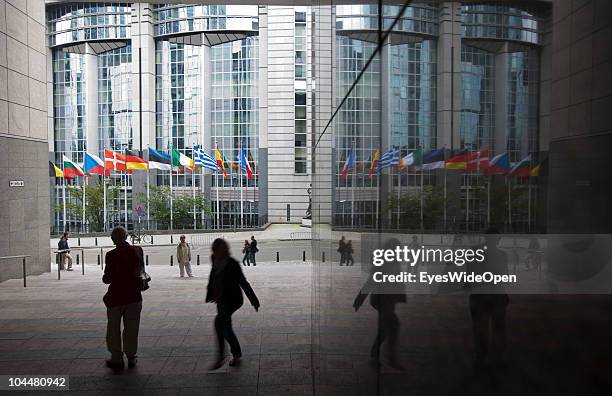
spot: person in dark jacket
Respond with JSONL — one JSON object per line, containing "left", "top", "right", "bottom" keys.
{"left": 206, "top": 238, "right": 260, "bottom": 369}
{"left": 57, "top": 232, "right": 73, "bottom": 271}
{"left": 338, "top": 236, "right": 347, "bottom": 265}
{"left": 242, "top": 239, "right": 251, "bottom": 266}
{"left": 469, "top": 227, "right": 509, "bottom": 372}
{"left": 248, "top": 236, "right": 258, "bottom": 266}
{"left": 103, "top": 226, "right": 143, "bottom": 370}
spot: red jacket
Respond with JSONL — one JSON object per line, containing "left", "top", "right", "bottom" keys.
{"left": 103, "top": 242, "right": 143, "bottom": 307}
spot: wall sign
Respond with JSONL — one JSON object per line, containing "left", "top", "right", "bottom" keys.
{"left": 9, "top": 180, "right": 25, "bottom": 187}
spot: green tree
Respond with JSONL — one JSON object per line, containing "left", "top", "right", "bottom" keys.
{"left": 386, "top": 186, "right": 446, "bottom": 230}
{"left": 140, "top": 185, "right": 212, "bottom": 230}
{"left": 61, "top": 182, "right": 119, "bottom": 232}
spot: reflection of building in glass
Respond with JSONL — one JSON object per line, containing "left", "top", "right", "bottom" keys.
{"left": 334, "top": 4, "right": 438, "bottom": 229}
{"left": 329, "top": 2, "right": 546, "bottom": 232}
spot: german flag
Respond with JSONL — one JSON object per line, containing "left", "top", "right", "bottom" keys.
{"left": 446, "top": 149, "right": 468, "bottom": 170}
{"left": 125, "top": 149, "right": 148, "bottom": 171}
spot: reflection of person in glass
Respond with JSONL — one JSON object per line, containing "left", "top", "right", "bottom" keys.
{"left": 525, "top": 236, "right": 541, "bottom": 271}
{"left": 469, "top": 227, "right": 509, "bottom": 372}
{"left": 353, "top": 238, "right": 405, "bottom": 369}
{"left": 338, "top": 236, "right": 347, "bottom": 265}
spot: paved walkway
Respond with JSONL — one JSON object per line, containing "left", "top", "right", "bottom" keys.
{"left": 0, "top": 262, "right": 313, "bottom": 395}
{"left": 50, "top": 224, "right": 319, "bottom": 249}
{"left": 3, "top": 257, "right": 612, "bottom": 395}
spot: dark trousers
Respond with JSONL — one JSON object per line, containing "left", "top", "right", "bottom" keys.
{"left": 370, "top": 302, "right": 399, "bottom": 362}
{"left": 242, "top": 253, "right": 250, "bottom": 266}
{"left": 469, "top": 294, "right": 508, "bottom": 365}
{"left": 249, "top": 252, "right": 256, "bottom": 265}
{"left": 215, "top": 303, "right": 241, "bottom": 359}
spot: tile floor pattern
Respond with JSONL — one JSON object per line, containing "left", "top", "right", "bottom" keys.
{"left": 3, "top": 260, "right": 612, "bottom": 395}
{"left": 0, "top": 262, "right": 313, "bottom": 395}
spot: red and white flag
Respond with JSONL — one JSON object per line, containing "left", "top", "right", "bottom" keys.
{"left": 104, "top": 149, "right": 126, "bottom": 173}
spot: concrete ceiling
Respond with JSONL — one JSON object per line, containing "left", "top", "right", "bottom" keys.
{"left": 45, "top": 1, "right": 552, "bottom": 7}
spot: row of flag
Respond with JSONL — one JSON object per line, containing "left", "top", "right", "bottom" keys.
{"left": 49, "top": 147, "right": 256, "bottom": 180}
{"left": 341, "top": 148, "right": 541, "bottom": 178}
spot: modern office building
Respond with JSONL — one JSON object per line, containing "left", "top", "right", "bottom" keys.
{"left": 42, "top": 1, "right": 611, "bottom": 235}
{"left": 46, "top": 2, "right": 314, "bottom": 232}
{"left": 45, "top": 1, "right": 551, "bottom": 234}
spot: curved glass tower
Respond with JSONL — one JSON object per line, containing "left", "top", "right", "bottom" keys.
{"left": 334, "top": 3, "right": 438, "bottom": 229}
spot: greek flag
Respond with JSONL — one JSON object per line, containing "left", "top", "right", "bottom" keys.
{"left": 193, "top": 146, "right": 218, "bottom": 171}
{"left": 378, "top": 147, "right": 400, "bottom": 171}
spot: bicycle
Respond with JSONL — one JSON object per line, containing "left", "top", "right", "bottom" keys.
{"left": 130, "top": 231, "right": 152, "bottom": 245}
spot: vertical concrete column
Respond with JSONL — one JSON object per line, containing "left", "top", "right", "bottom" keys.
{"left": 312, "top": 5, "right": 334, "bottom": 225}
{"left": 131, "top": 3, "right": 156, "bottom": 152}
{"left": 258, "top": 5, "right": 268, "bottom": 221}
{"left": 494, "top": 43, "right": 510, "bottom": 155}
{"left": 84, "top": 44, "right": 98, "bottom": 155}
{"left": 436, "top": 1, "right": 462, "bottom": 150}
{"left": 538, "top": 17, "right": 552, "bottom": 153}
{"left": 200, "top": 37, "right": 211, "bottom": 201}
{"left": 47, "top": 46, "right": 57, "bottom": 231}
{"left": 379, "top": 37, "right": 392, "bottom": 227}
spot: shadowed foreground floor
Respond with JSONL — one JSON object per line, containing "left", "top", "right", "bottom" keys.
{"left": 2, "top": 260, "right": 612, "bottom": 395}
{"left": 0, "top": 262, "right": 312, "bottom": 395}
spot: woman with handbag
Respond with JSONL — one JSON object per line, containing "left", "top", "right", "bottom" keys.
{"left": 242, "top": 240, "right": 251, "bottom": 266}
{"left": 206, "top": 238, "right": 260, "bottom": 369}
{"left": 102, "top": 226, "right": 146, "bottom": 370}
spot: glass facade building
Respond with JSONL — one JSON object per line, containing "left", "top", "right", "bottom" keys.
{"left": 47, "top": 2, "right": 545, "bottom": 234}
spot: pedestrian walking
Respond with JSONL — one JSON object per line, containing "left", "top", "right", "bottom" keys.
{"left": 248, "top": 236, "right": 258, "bottom": 266}
{"left": 176, "top": 235, "right": 193, "bottom": 278}
{"left": 58, "top": 232, "right": 73, "bottom": 271}
{"left": 242, "top": 239, "right": 251, "bottom": 266}
{"left": 338, "top": 236, "right": 347, "bottom": 265}
{"left": 103, "top": 226, "right": 144, "bottom": 370}
{"left": 345, "top": 240, "right": 354, "bottom": 266}
{"left": 206, "top": 238, "right": 260, "bottom": 370}
{"left": 469, "top": 227, "right": 509, "bottom": 372}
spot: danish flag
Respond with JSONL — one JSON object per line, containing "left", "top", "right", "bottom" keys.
{"left": 104, "top": 149, "right": 126, "bottom": 173}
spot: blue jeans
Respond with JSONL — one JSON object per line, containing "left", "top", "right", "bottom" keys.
{"left": 248, "top": 252, "right": 256, "bottom": 265}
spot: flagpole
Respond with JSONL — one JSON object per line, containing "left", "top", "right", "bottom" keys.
{"left": 487, "top": 175, "right": 491, "bottom": 227}
{"left": 527, "top": 180, "right": 532, "bottom": 232}
{"left": 62, "top": 157, "right": 67, "bottom": 231}
{"left": 443, "top": 162, "right": 447, "bottom": 233}
{"left": 507, "top": 176, "right": 511, "bottom": 232}
{"left": 351, "top": 139, "right": 356, "bottom": 229}
{"left": 396, "top": 167, "right": 400, "bottom": 230}
{"left": 240, "top": 141, "right": 244, "bottom": 229}
{"left": 192, "top": 147, "right": 196, "bottom": 230}
{"left": 169, "top": 155, "right": 174, "bottom": 232}
{"left": 465, "top": 150, "right": 470, "bottom": 233}
{"left": 420, "top": 146, "right": 424, "bottom": 232}
{"left": 215, "top": 142, "right": 220, "bottom": 229}
{"left": 103, "top": 174, "right": 107, "bottom": 232}
{"left": 375, "top": 172, "right": 380, "bottom": 229}
{"left": 124, "top": 171, "right": 128, "bottom": 230}
{"left": 82, "top": 175, "right": 87, "bottom": 233}
{"left": 200, "top": 154, "right": 204, "bottom": 229}
{"left": 476, "top": 150, "right": 480, "bottom": 230}
{"left": 146, "top": 149, "right": 150, "bottom": 230}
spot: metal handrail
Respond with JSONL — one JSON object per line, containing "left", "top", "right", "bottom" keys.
{"left": 0, "top": 255, "right": 32, "bottom": 287}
